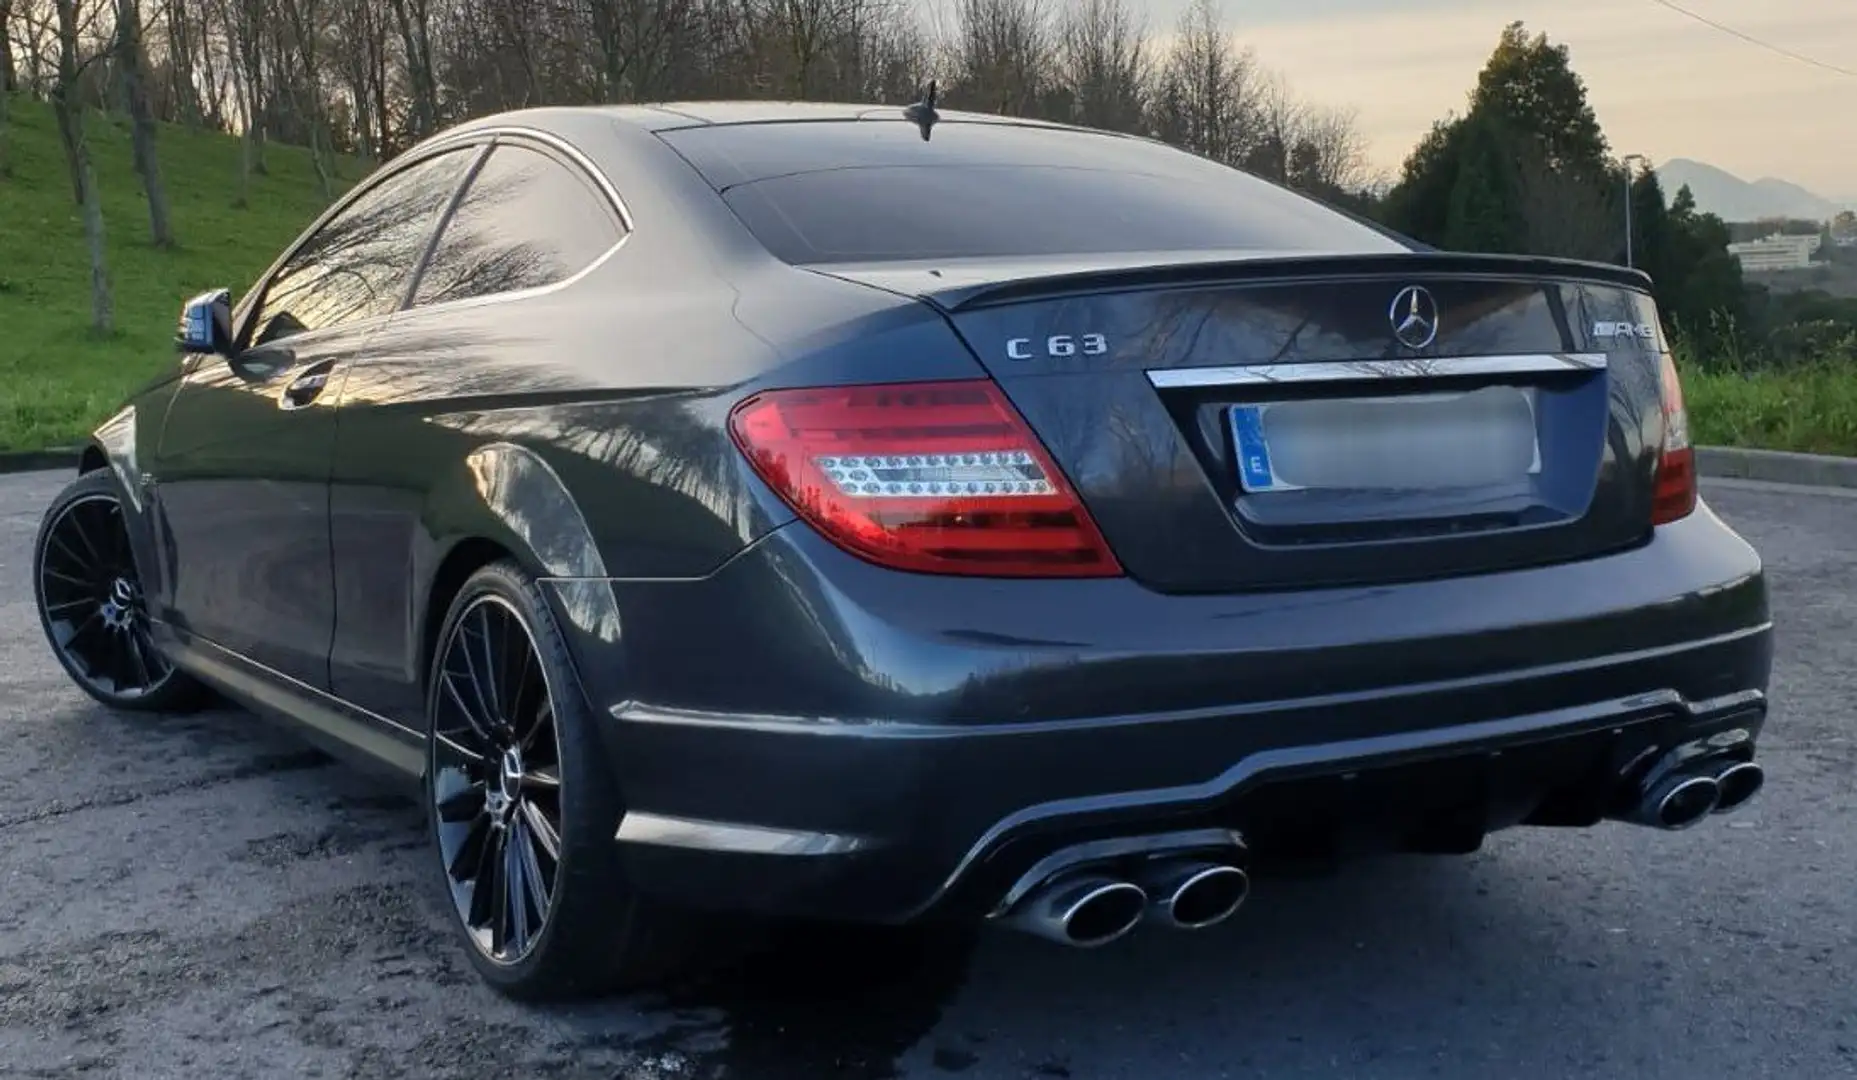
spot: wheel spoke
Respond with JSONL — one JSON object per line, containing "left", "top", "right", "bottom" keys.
{"left": 521, "top": 764, "right": 560, "bottom": 795}
{"left": 507, "top": 631, "right": 534, "bottom": 731}
{"left": 74, "top": 504, "right": 111, "bottom": 568}
{"left": 469, "top": 824, "right": 505, "bottom": 932}
{"left": 130, "top": 625, "right": 170, "bottom": 681}
{"left": 451, "top": 615, "right": 503, "bottom": 739}
{"left": 518, "top": 798, "right": 560, "bottom": 863}
{"left": 518, "top": 699, "right": 554, "bottom": 753}
{"left": 515, "top": 818, "right": 554, "bottom": 912}
{"left": 472, "top": 606, "right": 505, "bottom": 730}
{"left": 504, "top": 832, "right": 530, "bottom": 955}
{"left": 123, "top": 627, "right": 154, "bottom": 690}
{"left": 435, "top": 781, "right": 486, "bottom": 823}
{"left": 488, "top": 829, "right": 511, "bottom": 953}
{"left": 439, "top": 671, "right": 498, "bottom": 750}
{"left": 433, "top": 732, "right": 486, "bottom": 768}
{"left": 42, "top": 567, "right": 93, "bottom": 591}
{"left": 448, "top": 815, "right": 490, "bottom": 882}
{"left": 46, "top": 531, "right": 92, "bottom": 575}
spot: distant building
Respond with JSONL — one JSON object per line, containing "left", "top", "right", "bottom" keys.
{"left": 1728, "top": 232, "right": 1823, "bottom": 272}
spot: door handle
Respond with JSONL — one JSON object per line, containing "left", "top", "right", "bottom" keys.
{"left": 279, "top": 360, "right": 337, "bottom": 411}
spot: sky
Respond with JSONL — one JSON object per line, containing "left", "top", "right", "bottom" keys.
{"left": 1137, "top": 0, "right": 1857, "bottom": 199}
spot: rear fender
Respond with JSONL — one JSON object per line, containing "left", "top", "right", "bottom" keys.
{"left": 420, "top": 441, "right": 624, "bottom": 655}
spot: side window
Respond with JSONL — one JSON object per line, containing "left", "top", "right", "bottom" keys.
{"left": 248, "top": 147, "right": 477, "bottom": 347}
{"left": 411, "top": 144, "right": 624, "bottom": 308}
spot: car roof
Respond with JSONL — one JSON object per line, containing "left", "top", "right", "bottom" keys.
{"left": 439, "top": 100, "right": 1123, "bottom": 140}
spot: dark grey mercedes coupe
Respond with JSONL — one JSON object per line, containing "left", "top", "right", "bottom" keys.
{"left": 32, "top": 98, "right": 1773, "bottom": 1000}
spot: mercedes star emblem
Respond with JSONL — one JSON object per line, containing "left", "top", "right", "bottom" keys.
{"left": 1389, "top": 285, "right": 1440, "bottom": 350}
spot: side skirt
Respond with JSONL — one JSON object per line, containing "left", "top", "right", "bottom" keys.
{"left": 153, "top": 621, "right": 426, "bottom": 786}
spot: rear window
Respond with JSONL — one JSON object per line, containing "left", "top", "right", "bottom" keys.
{"left": 658, "top": 120, "right": 1404, "bottom": 265}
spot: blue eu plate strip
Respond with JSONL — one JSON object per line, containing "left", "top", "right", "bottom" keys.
{"left": 1229, "top": 406, "right": 1274, "bottom": 491}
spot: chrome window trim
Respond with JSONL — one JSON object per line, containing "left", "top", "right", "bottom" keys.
{"left": 393, "top": 125, "right": 637, "bottom": 317}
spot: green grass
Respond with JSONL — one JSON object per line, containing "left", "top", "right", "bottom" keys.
{"left": 0, "top": 94, "right": 364, "bottom": 451}
{"left": 2, "top": 94, "right": 1854, "bottom": 458}
{"left": 1685, "top": 355, "right": 1857, "bottom": 457}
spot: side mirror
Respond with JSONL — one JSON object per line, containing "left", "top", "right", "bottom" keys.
{"left": 176, "top": 288, "right": 233, "bottom": 354}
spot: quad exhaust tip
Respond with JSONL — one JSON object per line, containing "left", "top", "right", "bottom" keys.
{"left": 1645, "top": 773, "right": 1721, "bottom": 830}
{"left": 1142, "top": 859, "right": 1251, "bottom": 931}
{"left": 1001, "top": 872, "right": 1148, "bottom": 948}
{"left": 1622, "top": 755, "right": 1765, "bottom": 831}
{"left": 1711, "top": 760, "right": 1765, "bottom": 815}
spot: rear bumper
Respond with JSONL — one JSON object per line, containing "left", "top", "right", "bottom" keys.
{"left": 543, "top": 501, "right": 1772, "bottom": 924}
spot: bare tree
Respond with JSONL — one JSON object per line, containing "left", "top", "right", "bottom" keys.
{"left": 271, "top": 0, "right": 335, "bottom": 197}
{"left": 944, "top": 0, "right": 1054, "bottom": 117}
{"left": 1051, "top": 0, "right": 1148, "bottom": 133}
{"left": 51, "top": 0, "right": 113, "bottom": 332}
{"left": 1150, "top": 0, "right": 1261, "bottom": 165}
{"left": 117, "top": 0, "right": 175, "bottom": 245}
{"left": 1288, "top": 100, "right": 1369, "bottom": 193}
{"left": 389, "top": 0, "right": 436, "bottom": 134}
{"left": 1241, "top": 69, "right": 1301, "bottom": 181}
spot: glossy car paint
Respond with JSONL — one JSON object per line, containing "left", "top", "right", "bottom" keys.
{"left": 73, "top": 102, "right": 1772, "bottom": 929}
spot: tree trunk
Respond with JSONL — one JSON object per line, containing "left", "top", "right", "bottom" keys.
{"left": 389, "top": 0, "right": 437, "bottom": 137}
{"left": 80, "top": 140, "right": 113, "bottom": 334}
{"left": 53, "top": 86, "right": 85, "bottom": 204}
{"left": 0, "top": 0, "right": 16, "bottom": 93}
{"left": 118, "top": 0, "right": 175, "bottom": 247}
{"left": 0, "top": 87, "right": 11, "bottom": 179}
{"left": 53, "top": 0, "right": 112, "bottom": 335}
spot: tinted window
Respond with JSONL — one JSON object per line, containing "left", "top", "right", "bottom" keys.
{"left": 411, "top": 144, "right": 624, "bottom": 307}
{"left": 660, "top": 120, "right": 1405, "bottom": 265}
{"left": 249, "top": 147, "right": 474, "bottom": 345}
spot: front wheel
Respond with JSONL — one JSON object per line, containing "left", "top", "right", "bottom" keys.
{"left": 32, "top": 470, "right": 208, "bottom": 713}
{"left": 424, "top": 559, "right": 693, "bottom": 999}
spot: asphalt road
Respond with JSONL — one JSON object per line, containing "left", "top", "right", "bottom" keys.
{"left": 2, "top": 468, "right": 1853, "bottom": 1080}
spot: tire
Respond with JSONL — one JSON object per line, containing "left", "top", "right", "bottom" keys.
{"left": 423, "top": 559, "right": 695, "bottom": 999}
{"left": 32, "top": 470, "right": 210, "bottom": 714}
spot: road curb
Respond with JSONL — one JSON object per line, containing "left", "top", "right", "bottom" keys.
{"left": 0, "top": 448, "right": 80, "bottom": 475}
{"left": 4, "top": 443, "right": 1855, "bottom": 489}
{"left": 1696, "top": 446, "right": 1857, "bottom": 490}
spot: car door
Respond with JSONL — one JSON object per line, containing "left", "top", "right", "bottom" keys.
{"left": 146, "top": 144, "right": 483, "bottom": 689}
{"left": 324, "top": 137, "right": 630, "bottom": 725}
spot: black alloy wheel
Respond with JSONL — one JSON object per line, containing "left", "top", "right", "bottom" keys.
{"left": 33, "top": 471, "right": 205, "bottom": 712}
{"left": 430, "top": 590, "right": 565, "bottom": 966}
{"left": 424, "top": 560, "right": 695, "bottom": 999}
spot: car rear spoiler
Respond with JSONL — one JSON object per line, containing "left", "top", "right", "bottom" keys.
{"left": 808, "top": 251, "right": 1656, "bottom": 313}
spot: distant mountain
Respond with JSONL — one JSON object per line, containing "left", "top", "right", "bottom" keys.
{"left": 1657, "top": 159, "right": 1849, "bottom": 223}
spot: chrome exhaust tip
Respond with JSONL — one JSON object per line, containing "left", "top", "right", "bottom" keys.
{"left": 1139, "top": 859, "right": 1251, "bottom": 930}
{"left": 1711, "top": 760, "right": 1765, "bottom": 814}
{"left": 1638, "top": 772, "right": 1721, "bottom": 830}
{"left": 1001, "top": 873, "right": 1147, "bottom": 948}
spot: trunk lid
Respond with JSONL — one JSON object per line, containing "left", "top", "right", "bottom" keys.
{"left": 812, "top": 252, "right": 1672, "bottom": 593}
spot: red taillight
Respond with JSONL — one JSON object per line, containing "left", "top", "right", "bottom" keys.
{"left": 728, "top": 380, "right": 1123, "bottom": 577}
{"left": 1651, "top": 351, "right": 1697, "bottom": 525}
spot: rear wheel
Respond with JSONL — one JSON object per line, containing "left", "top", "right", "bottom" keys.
{"left": 424, "top": 559, "right": 693, "bottom": 999}
{"left": 32, "top": 471, "right": 208, "bottom": 713}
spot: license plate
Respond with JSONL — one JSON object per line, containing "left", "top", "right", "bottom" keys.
{"left": 1229, "top": 387, "right": 1542, "bottom": 493}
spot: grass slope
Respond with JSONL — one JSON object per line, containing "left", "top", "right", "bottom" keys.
{"left": 0, "top": 95, "right": 362, "bottom": 451}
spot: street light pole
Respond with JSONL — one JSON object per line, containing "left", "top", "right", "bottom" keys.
{"left": 1622, "top": 154, "right": 1649, "bottom": 268}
